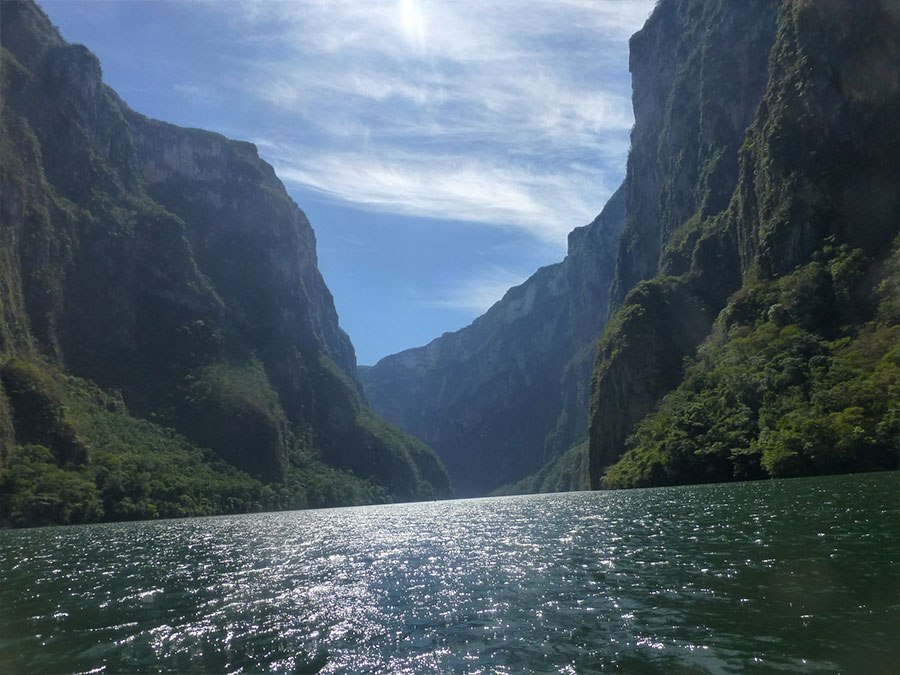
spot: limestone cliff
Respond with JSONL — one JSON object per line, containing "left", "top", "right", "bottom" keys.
{"left": 361, "top": 187, "right": 625, "bottom": 495}
{"left": 0, "top": 0, "right": 449, "bottom": 525}
{"left": 589, "top": 0, "right": 900, "bottom": 486}
{"left": 610, "top": 0, "right": 780, "bottom": 308}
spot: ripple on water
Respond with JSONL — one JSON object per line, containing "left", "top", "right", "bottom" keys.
{"left": 1, "top": 472, "right": 898, "bottom": 673}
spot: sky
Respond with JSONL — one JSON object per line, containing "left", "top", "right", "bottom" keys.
{"left": 39, "top": 0, "right": 656, "bottom": 365}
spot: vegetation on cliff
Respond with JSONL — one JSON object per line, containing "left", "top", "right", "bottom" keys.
{"left": 0, "top": 355, "right": 402, "bottom": 527}
{"left": 591, "top": 0, "right": 900, "bottom": 489}
{"left": 605, "top": 242, "right": 900, "bottom": 488}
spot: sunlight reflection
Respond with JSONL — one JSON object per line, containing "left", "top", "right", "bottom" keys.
{"left": 3, "top": 475, "right": 897, "bottom": 673}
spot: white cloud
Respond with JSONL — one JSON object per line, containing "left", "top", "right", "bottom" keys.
{"left": 273, "top": 150, "right": 613, "bottom": 244}
{"left": 177, "top": 0, "right": 655, "bottom": 242}
{"left": 415, "top": 265, "right": 531, "bottom": 313}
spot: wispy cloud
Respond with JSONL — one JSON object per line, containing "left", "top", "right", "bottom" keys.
{"left": 172, "top": 82, "right": 222, "bottom": 104}
{"left": 167, "top": 0, "right": 655, "bottom": 241}
{"left": 414, "top": 265, "right": 531, "bottom": 313}
{"left": 273, "top": 150, "right": 617, "bottom": 244}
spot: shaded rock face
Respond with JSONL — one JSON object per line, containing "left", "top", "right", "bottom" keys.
{"left": 127, "top": 118, "right": 357, "bottom": 421}
{"left": 729, "top": 0, "right": 900, "bottom": 278}
{"left": 589, "top": 0, "right": 900, "bottom": 486}
{"left": 361, "top": 187, "right": 625, "bottom": 496}
{"left": 0, "top": 0, "right": 449, "bottom": 499}
{"left": 610, "top": 0, "right": 780, "bottom": 309}
{"left": 588, "top": 277, "right": 713, "bottom": 487}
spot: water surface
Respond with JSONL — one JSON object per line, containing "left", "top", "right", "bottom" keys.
{"left": 1, "top": 472, "right": 898, "bottom": 673}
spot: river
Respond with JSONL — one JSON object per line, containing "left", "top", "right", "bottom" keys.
{"left": 1, "top": 471, "right": 897, "bottom": 673}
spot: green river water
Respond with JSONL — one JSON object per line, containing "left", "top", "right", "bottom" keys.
{"left": 1, "top": 471, "right": 898, "bottom": 673}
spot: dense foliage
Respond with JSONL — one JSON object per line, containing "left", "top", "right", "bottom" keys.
{"left": 0, "top": 357, "right": 397, "bottom": 527}
{"left": 604, "top": 242, "right": 900, "bottom": 488}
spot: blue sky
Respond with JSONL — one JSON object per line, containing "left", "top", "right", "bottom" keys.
{"left": 40, "top": 0, "right": 655, "bottom": 365}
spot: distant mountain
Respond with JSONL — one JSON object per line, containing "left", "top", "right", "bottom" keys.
{"left": 360, "top": 186, "right": 625, "bottom": 496}
{"left": 0, "top": 0, "right": 449, "bottom": 527}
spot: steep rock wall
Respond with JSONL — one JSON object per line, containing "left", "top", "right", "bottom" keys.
{"left": 589, "top": 0, "right": 900, "bottom": 486}
{"left": 610, "top": 0, "right": 780, "bottom": 308}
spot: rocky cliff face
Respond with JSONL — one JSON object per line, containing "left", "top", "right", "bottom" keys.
{"left": 589, "top": 0, "right": 900, "bottom": 486}
{"left": 361, "top": 187, "right": 625, "bottom": 495}
{"left": 610, "top": 0, "right": 780, "bottom": 308}
{"left": 0, "top": 0, "right": 449, "bottom": 517}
